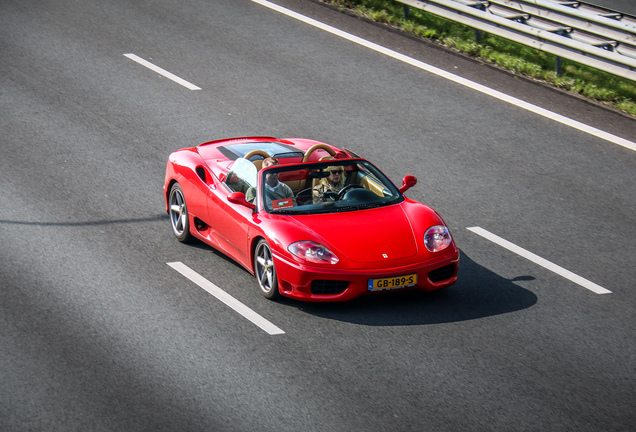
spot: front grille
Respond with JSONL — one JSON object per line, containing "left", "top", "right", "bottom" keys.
{"left": 311, "top": 280, "right": 349, "bottom": 295}
{"left": 428, "top": 264, "right": 456, "bottom": 282}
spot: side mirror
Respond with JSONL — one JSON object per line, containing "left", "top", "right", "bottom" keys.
{"left": 399, "top": 175, "right": 417, "bottom": 193}
{"left": 228, "top": 192, "right": 256, "bottom": 211}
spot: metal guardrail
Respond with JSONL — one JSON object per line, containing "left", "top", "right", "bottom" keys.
{"left": 397, "top": 0, "right": 636, "bottom": 80}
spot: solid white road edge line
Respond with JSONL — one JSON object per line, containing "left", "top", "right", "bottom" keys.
{"left": 124, "top": 54, "right": 202, "bottom": 90}
{"left": 467, "top": 227, "right": 611, "bottom": 294}
{"left": 251, "top": 0, "right": 636, "bottom": 152}
{"left": 167, "top": 262, "right": 286, "bottom": 335}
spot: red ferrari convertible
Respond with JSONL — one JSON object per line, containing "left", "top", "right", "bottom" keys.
{"left": 164, "top": 136, "right": 459, "bottom": 301}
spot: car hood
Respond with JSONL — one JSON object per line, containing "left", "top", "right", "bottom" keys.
{"left": 290, "top": 204, "right": 418, "bottom": 263}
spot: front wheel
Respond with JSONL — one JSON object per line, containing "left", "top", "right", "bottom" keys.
{"left": 168, "top": 183, "right": 193, "bottom": 243}
{"left": 254, "top": 239, "right": 280, "bottom": 299}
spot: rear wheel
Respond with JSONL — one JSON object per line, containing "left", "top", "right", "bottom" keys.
{"left": 254, "top": 239, "right": 280, "bottom": 299}
{"left": 168, "top": 183, "right": 193, "bottom": 243}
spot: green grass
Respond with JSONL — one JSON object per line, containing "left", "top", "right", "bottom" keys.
{"left": 318, "top": 0, "right": 636, "bottom": 116}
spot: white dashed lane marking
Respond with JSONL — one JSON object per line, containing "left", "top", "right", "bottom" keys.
{"left": 124, "top": 53, "right": 202, "bottom": 90}
{"left": 468, "top": 227, "right": 611, "bottom": 294}
{"left": 167, "top": 262, "right": 285, "bottom": 335}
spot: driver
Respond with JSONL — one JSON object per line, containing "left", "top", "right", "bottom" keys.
{"left": 313, "top": 165, "right": 345, "bottom": 203}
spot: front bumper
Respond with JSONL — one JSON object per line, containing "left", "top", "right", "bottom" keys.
{"left": 272, "top": 248, "right": 460, "bottom": 302}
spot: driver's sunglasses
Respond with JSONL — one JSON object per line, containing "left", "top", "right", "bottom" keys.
{"left": 330, "top": 170, "right": 343, "bottom": 175}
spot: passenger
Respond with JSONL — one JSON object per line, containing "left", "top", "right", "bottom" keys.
{"left": 313, "top": 165, "right": 345, "bottom": 203}
{"left": 246, "top": 157, "right": 294, "bottom": 206}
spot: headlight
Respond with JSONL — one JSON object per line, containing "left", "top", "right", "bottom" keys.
{"left": 288, "top": 241, "right": 339, "bottom": 265}
{"left": 424, "top": 225, "right": 452, "bottom": 252}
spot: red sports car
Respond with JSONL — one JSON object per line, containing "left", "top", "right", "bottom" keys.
{"left": 164, "top": 136, "right": 459, "bottom": 301}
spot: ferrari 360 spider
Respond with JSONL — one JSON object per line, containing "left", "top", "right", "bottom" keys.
{"left": 164, "top": 136, "right": 458, "bottom": 301}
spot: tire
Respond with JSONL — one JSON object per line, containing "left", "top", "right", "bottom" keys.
{"left": 254, "top": 239, "right": 280, "bottom": 299}
{"left": 168, "top": 183, "right": 193, "bottom": 243}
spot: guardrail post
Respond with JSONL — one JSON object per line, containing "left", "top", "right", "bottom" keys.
{"left": 556, "top": 56, "right": 563, "bottom": 77}
{"left": 404, "top": 5, "right": 409, "bottom": 19}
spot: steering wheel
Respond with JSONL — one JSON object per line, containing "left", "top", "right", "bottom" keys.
{"left": 337, "top": 184, "right": 364, "bottom": 200}
{"left": 301, "top": 144, "right": 337, "bottom": 162}
{"left": 243, "top": 150, "right": 270, "bottom": 160}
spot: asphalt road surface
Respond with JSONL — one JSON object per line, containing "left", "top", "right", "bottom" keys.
{"left": 1, "top": 0, "right": 634, "bottom": 431}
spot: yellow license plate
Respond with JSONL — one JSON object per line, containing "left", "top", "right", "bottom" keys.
{"left": 368, "top": 274, "right": 417, "bottom": 291}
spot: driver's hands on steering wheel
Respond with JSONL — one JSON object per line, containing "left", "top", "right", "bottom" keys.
{"left": 322, "top": 191, "right": 338, "bottom": 201}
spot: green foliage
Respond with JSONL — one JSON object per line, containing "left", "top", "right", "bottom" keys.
{"left": 318, "top": 0, "right": 636, "bottom": 116}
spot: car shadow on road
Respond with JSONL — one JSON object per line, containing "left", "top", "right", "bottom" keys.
{"left": 280, "top": 250, "right": 538, "bottom": 326}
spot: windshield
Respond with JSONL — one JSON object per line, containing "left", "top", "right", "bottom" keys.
{"left": 259, "top": 160, "right": 403, "bottom": 215}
